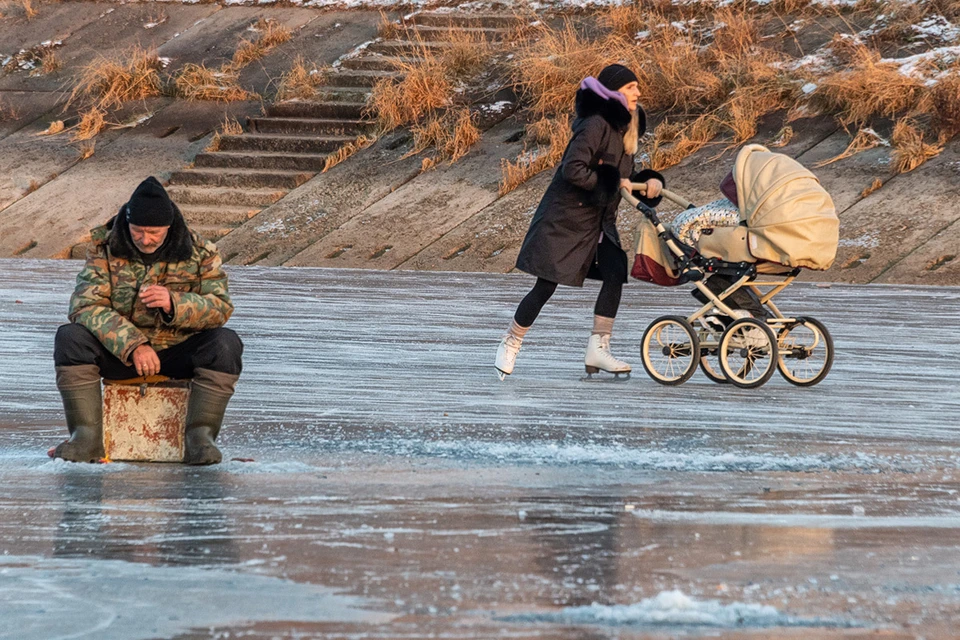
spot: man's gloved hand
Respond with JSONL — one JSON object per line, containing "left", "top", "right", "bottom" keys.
{"left": 139, "top": 285, "right": 172, "bottom": 315}
{"left": 132, "top": 344, "right": 161, "bottom": 377}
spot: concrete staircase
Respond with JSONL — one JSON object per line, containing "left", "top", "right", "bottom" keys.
{"left": 166, "top": 97, "right": 378, "bottom": 241}
{"left": 167, "top": 11, "right": 525, "bottom": 243}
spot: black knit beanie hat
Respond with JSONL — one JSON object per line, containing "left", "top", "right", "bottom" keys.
{"left": 125, "top": 176, "right": 174, "bottom": 227}
{"left": 597, "top": 64, "right": 639, "bottom": 92}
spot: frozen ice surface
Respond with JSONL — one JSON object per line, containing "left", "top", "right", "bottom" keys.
{"left": 0, "top": 555, "right": 389, "bottom": 640}
{"left": 2, "top": 259, "right": 960, "bottom": 638}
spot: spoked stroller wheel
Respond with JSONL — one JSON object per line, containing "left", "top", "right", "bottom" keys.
{"left": 697, "top": 326, "right": 728, "bottom": 384}
{"left": 719, "top": 318, "right": 778, "bottom": 389}
{"left": 641, "top": 316, "right": 700, "bottom": 386}
{"left": 777, "top": 317, "right": 834, "bottom": 387}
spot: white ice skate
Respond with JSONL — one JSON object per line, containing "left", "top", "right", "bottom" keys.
{"left": 584, "top": 334, "right": 631, "bottom": 380}
{"left": 495, "top": 334, "right": 523, "bottom": 381}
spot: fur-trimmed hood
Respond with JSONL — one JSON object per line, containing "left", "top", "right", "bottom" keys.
{"left": 573, "top": 84, "right": 647, "bottom": 136}
{"left": 105, "top": 202, "right": 193, "bottom": 263}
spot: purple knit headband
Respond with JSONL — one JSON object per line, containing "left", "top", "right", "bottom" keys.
{"left": 580, "top": 76, "right": 629, "bottom": 110}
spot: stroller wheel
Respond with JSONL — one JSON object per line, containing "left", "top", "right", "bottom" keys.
{"left": 697, "top": 326, "right": 728, "bottom": 384}
{"left": 719, "top": 318, "right": 778, "bottom": 389}
{"left": 777, "top": 317, "right": 834, "bottom": 387}
{"left": 641, "top": 316, "right": 700, "bottom": 385}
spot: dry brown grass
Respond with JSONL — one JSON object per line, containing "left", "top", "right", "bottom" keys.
{"left": 4, "top": 41, "right": 63, "bottom": 75}
{"left": 408, "top": 108, "right": 480, "bottom": 167}
{"left": 771, "top": 125, "right": 795, "bottom": 147}
{"left": 891, "top": 119, "right": 945, "bottom": 173}
{"left": 21, "top": 0, "right": 37, "bottom": 19}
{"left": 506, "top": 6, "right": 790, "bottom": 181}
{"left": 78, "top": 140, "right": 96, "bottom": 160}
{"left": 276, "top": 56, "right": 324, "bottom": 101}
{"left": 929, "top": 71, "right": 960, "bottom": 136}
{"left": 174, "top": 64, "right": 253, "bottom": 102}
{"left": 38, "top": 120, "right": 64, "bottom": 136}
{"left": 72, "top": 107, "right": 106, "bottom": 141}
{"left": 815, "top": 42, "right": 926, "bottom": 125}
{"left": 861, "top": 177, "right": 883, "bottom": 197}
{"left": 511, "top": 22, "right": 610, "bottom": 119}
{"left": 231, "top": 18, "right": 293, "bottom": 70}
{"left": 205, "top": 116, "right": 244, "bottom": 152}
{"left": 369, "top": 44, "right": 452, "bottom": 131}
{"left": 499, "top": 115, "right": 570, "bottom": 196}
{"left": 35, "top": 49, "right": 62, "bottom": 75}
{"left": 377, "top": 10, "right": 403, "bottom": 40}
{"left": 323, "top": 135, "right": 375, "bottom": 172}
{"left": 440, "top": 28, "right": 493, "bottom": 76}
{"left": 368, "top": 27, "right": 494, "bottom": 133}
{"left": 220, "top": 116, "right": 243, "bottom": 136}
{"left": 70, "top": 47, "right": 163, "bottom": 110}
{"left": 815, "top": 127, "right": 888, "bottom": 167}
{"left": 647, "top": 115, "right": 722, "bottom": 171}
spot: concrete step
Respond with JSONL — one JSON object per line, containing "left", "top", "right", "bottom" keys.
{"left": 166, "top": 185, "right": 287, "bottom": 207}
{"left": 324, "top": 70, "right": 399, "bottom": 88}
{"left": 268, "top": 101, "right": 368, "bottom": 119}
{"left": 194, "top": 151, "right": 330, "bottom": 172}
{"left": 248, "top": 117, "right": 373, "bottom": 136}
{"left": 367, "top": 40, "right": 451, "bottom": 56}
{"left": 217, "top": 133, "right": 356, "bottom": 154}
{"left": 178, "top": 204, "right": 262, "bottom": 226}
{"left": 408, "top": 12, "right": 525, "bottom": 29}
{"left": 171, "top": 168, "right": 314, "bottom": 190}
{"left": 313, "top": 86, "right": 374, "bottom": 102}
{"left": 409, "top": 25, "right": 515, "bottom": 40}
{"left": 193, "top": 224, "right": 238, "bottom": 242}
{"left": 340, "top": 55, "right": 416, "bottom": 72}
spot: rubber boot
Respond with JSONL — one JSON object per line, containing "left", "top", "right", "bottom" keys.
{"left": 53, "top": 365, "right": 105, "bottom": 463}
{"left": 184, "top": 368, "right": 238, "bottom": 465}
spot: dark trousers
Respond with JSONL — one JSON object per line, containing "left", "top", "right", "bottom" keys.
{"left": 54, "top": 324, "right": 243, "bottom": 379}
{"left": 514, "top": 237, "right": 625, "bottom": 327}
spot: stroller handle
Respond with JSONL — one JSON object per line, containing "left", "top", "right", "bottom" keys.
{"left": 625, "top": 182, "right": 694, "bottom": 209}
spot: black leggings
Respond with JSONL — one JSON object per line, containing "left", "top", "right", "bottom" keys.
{"left": 514, "top": 277, "right": 622, "bottom": 327}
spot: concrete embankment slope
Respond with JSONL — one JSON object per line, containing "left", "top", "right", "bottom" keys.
{"left": 0, "top": 2, "right": 382, "bottom": 255}
{"left": 1, "top": 2, "right": 958, "bottom": 285}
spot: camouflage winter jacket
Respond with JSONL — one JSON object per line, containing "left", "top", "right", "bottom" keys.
{"left": 68, "top": 206, "right": 233, "bottom": 365}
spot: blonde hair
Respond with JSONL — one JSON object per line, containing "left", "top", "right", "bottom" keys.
{"left": 623, "top": 108, "right": 639, "bottom": 155}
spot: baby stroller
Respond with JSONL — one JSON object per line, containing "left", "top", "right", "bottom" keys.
{"left": 622, "top": 144, "right": 839, "bottom": 389}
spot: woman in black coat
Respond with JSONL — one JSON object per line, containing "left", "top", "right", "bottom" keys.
{"left": 496, "top": 64, "right": 665, "bottom": 380}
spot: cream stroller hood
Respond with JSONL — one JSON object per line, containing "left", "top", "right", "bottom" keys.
{"left": 734, "top": 144, "right": 838, "bottom": 270}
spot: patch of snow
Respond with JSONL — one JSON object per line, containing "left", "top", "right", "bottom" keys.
{"left": 480, "top": 100, "right": 514, "bottom": 114}
{"left": 508, "top": 590, "right": 858, "bottom": 628}
{"left": 838, "top": 232, "right": 880, "bottom": 249}
{"left": 801, "top": 82, "right": 817, "bottom": 94}
{"left": 885, "top": 45, "right": 960, "bottom": 84}
{"left": 912, "top": 15, "right": 960, "bottom": 42}
{"left": 256, "top": 219, "right": 287, "bottom": 235}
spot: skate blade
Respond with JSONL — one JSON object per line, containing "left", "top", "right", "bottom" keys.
{"left": 495, "top": 368, "right": 508, "bottom": 381}
{"left": 580, "top": 370, "right": 631, "bottom": 383}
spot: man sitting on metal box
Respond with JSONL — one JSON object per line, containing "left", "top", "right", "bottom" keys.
{"left": 52, "top": 176, "right": 243, "bottom": 465}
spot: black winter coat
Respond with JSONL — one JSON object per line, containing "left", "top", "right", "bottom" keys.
{"left": 515, "top": 88, "right": 664, "bottom": 287}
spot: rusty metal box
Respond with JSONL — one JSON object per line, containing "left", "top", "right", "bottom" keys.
{"left": 102, "top": 379, "right": 190, "bottom": 462}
